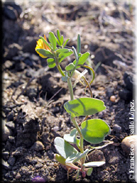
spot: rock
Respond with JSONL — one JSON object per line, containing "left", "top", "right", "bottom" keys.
{"left": 3, "top": 43, "right": 21, "bottom": 59}
{"left": 8, "top": 136, "right": 15, "bottom": 143}
{"left": 3, "top": 6, "right": 18, "bottom": 20}
{"left": 25, "top": 88, "right": 37, "bottom": 101}
{"left": 6, "top": 121, "right": 15, "bottom": 130}
{"left": 110, "top": 95, "right": 116, "bottom": 102}
{"left": 8, "top": 156, "right": 16, "bottom": 166}
{"left": 4, "top": 2, "right": 22, "bottom": 17}
{"left": 15, "top": 61, "right": 26, "bottom": 72}
{"left": 22, "top": 39, "right": 38, "bottom": 54}
{"left": 32, "top": 141, "right": 45, "bottom": 151}
{"left": 119, "top": 89, "right": 132, "bottom": 102}
{"left": 121, "top": 135, "right": 137, "bottom": 155}
{"left": 12, "top": 146, "right": 27, "bottom": 156}
{"left": 113, "top": 124, "right": 122, "bottom": 133}
{"left": 106, "top": 88, "right": 114, "bottom": 98}
{"left": 2, "top": 123, "right": 12, "bottom": 141}
{"left": 2, "top": 151, "right": 10, "bottom": 160}
{"left": 35, "top": 163, "right": 43, "bottom": 169}
{"left": 87, "top": 149, "right": 105, "bottom": 162}
{"left": 7, "top": 112, "right": 14, "bottom": 121}
{"left": 123, "top": 72, "right": 133, "bottom": 92}
{"left": 2, "top": 159, "right": 11, "bottom": 170}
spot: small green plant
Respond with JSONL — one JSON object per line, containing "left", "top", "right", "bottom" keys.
{"left": 35, "top": 30, "right": 111, "bottom": 179}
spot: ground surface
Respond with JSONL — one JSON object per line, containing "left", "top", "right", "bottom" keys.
{"left": 2, "top": 0, "right": 136, "bottom": 182}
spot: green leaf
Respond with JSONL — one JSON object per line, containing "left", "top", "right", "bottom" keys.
{"left": 77, "top": 34, "right": 81, "bottom": 54}
{"left": 87, "top": 168, "right": 93, "bottom": 176}
{"left": 63, "top": 38, "right": 69, "bottom": 47}
{"left": 73, "top": 52, "right": 90, "bottom": 67}
{"left": 64, "top": 128, "right": 80, "bottom": 148}
{"left": 66, "top": 149, "right": 89, "bottom": 163}
{"left": 54, "top": 154, "right": 66, "bottom": 165}
{"left": 49, "top": 32, "right": 57, "bottom": 50}
{"left": 58, "top": 50, "right": 73, "bottom": 63}
{"left": 54, "top": 137, "right": 78, "bottom": 159}
{"left": 83, "top": 161, "right": 105, "bottom": 167}
{"left": 47, "top": 58, "right": 56, "bottom": 68}
{"left": 81, "top": 119, "right": 110, "bottom": 144}
{"left": 64, "top": 97, "right": 106, "bottom": 117}
{"left": 39, "top": 36, "right": 52, "bottom": 50}
{"left": 65, "top": 63, "right": 75, "bottom": 71}
{"left": 36, "top": 49, "right": 54, "bottom": 58}
{"left": 57, "top": 30, "right": 61, "bottom": 46}
{"left": 60, "top": 35, "right": 64, "bottom": 45}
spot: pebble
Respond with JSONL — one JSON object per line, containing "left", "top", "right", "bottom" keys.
{"left": 2, "top": 159, "right": 11, "bottom": 170}
{"left": 6, "top": 121, "right": 15, "bottom": 130}
{"left": 106, "top": 88, "right": 114, "bottom": 98}
{"left": 2, "top": 124, "right": 12, "bottom": 141}
{"left": 35, "top": 163, "right": 43, "bottom": 169}
{"left": 113, "top": 124, "right": 122, "bottom": 133}
{"left": 15, "top": 172, "right": 21, "bottom": 179}
{"left": 8, "top": 156, "right": 16, "bottom": 166}
{"left": 121, "top": 135, "right": 137, "bottom": 155}
{"left": 119, "top": 89, "right": 132, "bottom": 102}
{"left": 2, "top": 151, "right": 10, "bottom": 160}
{"left": 3, "top": 6, "right": 18, "bottom": 20}
{"left": 110, "top": 95, "right": 116, "bottom": 102}
{"left": 8, "top": 136, "right": 15, "bottom": 143}
{"left": 12, "top": 146, "right": 26, "bottom": 156}
{"left": 32, "top": 141, "right": 45, "bottom": 151}
{"left": 26, "top": 88, "right": 37, "bottom": 101}
{"left": 123, "top": 72, "right": 133, "bottom": 92}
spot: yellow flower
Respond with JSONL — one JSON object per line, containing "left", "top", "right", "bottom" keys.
{"left": 35, "top": 35, "right": 51, "bottom": 58}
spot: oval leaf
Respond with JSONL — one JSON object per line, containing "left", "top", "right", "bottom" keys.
{"left": 81, "top": 119, "right": 110, "bottom": 144}
{"left": 36, "top": 49, "right": 53, "bottom": 58}
{"left": 54, "top": 137, "right": 78, "bottom": 159}
{"left": 83, "top": 161, "right": 105, "bottom": 167}
{"left": 49, "top": 32, "right": 57, "bottom": 50}
{"left": 47, "top": 58, "right": 56, "bottom": 68}
{"left": 65, "top": 63, "right": 75, "bottom": 71}
{"left": 64, "top": 97, "right": 106, "bottom": 117}
{"left": 87, "top": 168, "right": 93, "bottom": 176}
{"left": 73, "top": 52, "right": 90, "bottom": 67}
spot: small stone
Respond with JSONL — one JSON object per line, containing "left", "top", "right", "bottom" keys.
{"left": 8, "top": 136, "right": 15, "bottom": 143}
{"left": 121, "top": 135, "right": 137, "bottom": 155}
{"left": 3, "top": 6, "right": 18, "bottom": 20}
{"left": 119, "top": 89, "right": 132, "bottom": 102}
{"left": 106, "top": 88, "right": 114, "bottom": 98}
{"left": 8, "top": 156, "right": 16, "bottom": 166}
{"left": 2, "top": 124, "right": 12, "bottom": 141}
{"left": 87, "top": 149, "right": 105, "bottom": 162}
{"left": 35, "top": 163, "right": 43, "bottom": 169}
{"left": 15, "top": 172, "right": 21, "bottom": 179}
{"left": 113, "top": 124, "right": 122, "bottom": 133}
{"left": 2, "top": 159, "right": 11, "bottom": 170}
{"left": 124, "top": 72, "right": 133, "bottom": 92}
{"left": 52, "top": 126, "right": 59, "bottom": 132}
{"left": 12, "top": 146, "right": 27, "bottom": 156}
{"left": 32, "top": 141, "right": 45, "bottom": 151}
{"left": 6, "top": 121, "right": 15, "bottom": 130}
{"left": 2, "top": 151, "right": 10, "bottom": 160}
{"left": 110, "top": 95, "right": 116, "bottom": 102}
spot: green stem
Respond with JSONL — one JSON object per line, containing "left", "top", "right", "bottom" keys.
{"left": 54, "top": 52, "right": 65, "bottom": 77}
{"left": 67, "top": 77, "right": 84, "bottom": 153}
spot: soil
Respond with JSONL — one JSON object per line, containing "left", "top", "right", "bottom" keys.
{"left": 1, "top": 0, "right": 136, "bottom": 183}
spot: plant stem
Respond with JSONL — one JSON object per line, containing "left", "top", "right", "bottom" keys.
{"left": 54, "top": 52, "right": 65, "bottom": 77}
{"left": 67, "top": 77, "right": 84, "bottom": 153}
